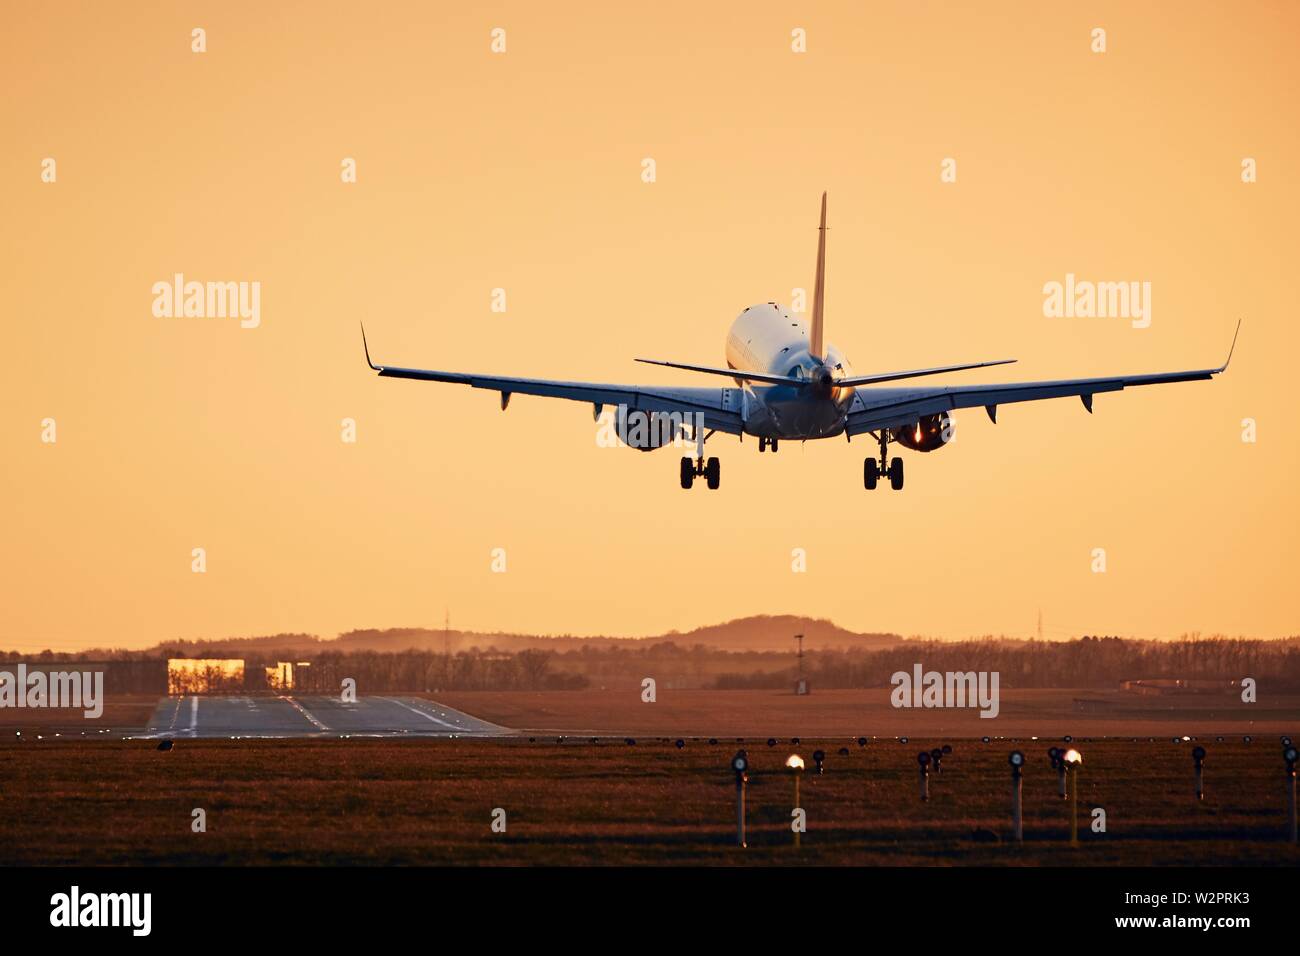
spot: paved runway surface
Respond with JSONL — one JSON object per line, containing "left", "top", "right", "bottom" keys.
{"left": 140, "top": 695, "right": 508, "bottom": 738}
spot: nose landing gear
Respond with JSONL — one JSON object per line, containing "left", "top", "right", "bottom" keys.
{"left": 864, "top": 431, "right": 904, "bottom": 491}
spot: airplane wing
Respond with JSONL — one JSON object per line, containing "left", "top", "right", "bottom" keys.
{"left": 845, "top": 324, "right": 1238, "bottom": 436}
{"left": 363, "top": 327, "right": 745, "bottom": 435}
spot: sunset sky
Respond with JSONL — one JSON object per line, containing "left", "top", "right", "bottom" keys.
{"left": 2, "top": 2, "right": 1297, "bottom": 652}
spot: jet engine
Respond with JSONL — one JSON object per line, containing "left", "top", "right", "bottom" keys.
{"left": 889, "top": 413, "right": 953, "bottom": 452}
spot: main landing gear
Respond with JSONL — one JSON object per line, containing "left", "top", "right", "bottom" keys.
{"left": 864, "top": 431, "right": 904, "bottom": 491}
{"left": 681, "top": 427, "right": 720, "bottom": 490}
{"left": 680, "top": 455, "right": 720, "bottom": 490}
{"left": 758, "top": 437, "right": 779, "bottom": 453}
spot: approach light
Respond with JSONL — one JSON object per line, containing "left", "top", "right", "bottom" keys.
{"left": 900, "top": 736, "right": 909, "bottom": 744}
{"left": 857, "top": 737, "right": 868, "bottom": 747}
{"left": 675, "top": 739, "right": 685, "bottom": 749}
{"left": 792, "top": 737, "right": 801, "bottom": 745}
{"left": 732, "top": 752, "right": 749, "bottom": 774}
{"left": 1244, "top": 736, "right": 1252, "bottom": 744}
{"left": 786, "top": 754, "right": 805, "bottom": 771}
{"left": 838, "top": 747, "right": 850, "bottom": 756}
{"left": 1192, "top": 746, "right": 1207, "bottom": 762}
{"left": 767, "top": 738, "right": 777, "bottom": 747}
{"left": 941, "top": 744, "right": 952, "bottom": 755}
{"left": 1283, "top": 736, "right": 1293, "bottom": 747}
{"left": 709, "top": 738, "right": 718, "bottom": 745}
{"left": 812, "top": 749, "right": 826, "bottom": 773}
{"left": 1009, "top": 750, "right": 1025, "bottom": 768}
{"left": 1285, "top": 747, "right": 1298, "bottom": 766}
{"left": 982, "top": 736, "right": 990, "bottom": 744}
{"left": 1063, "top": 748, "right": 1082, "bottom": 766}
{"left": 917, "top": 751, "right": 931, "bottom": 766}
{"left": 1063, "top": 735, "right": 1073, "bottom": 743}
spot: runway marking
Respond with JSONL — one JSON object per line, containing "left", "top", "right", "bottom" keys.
{"left": 188, "top": 695, "right": 198, "bottom": 733}
{"left": 378, "top": 697, "right": 463, "bottom": 730}
{"left": 165, "top": 696, "right": 183, "bottom": 731}
{"left": 282, "top": 696, "right": 330, "bottom": 732}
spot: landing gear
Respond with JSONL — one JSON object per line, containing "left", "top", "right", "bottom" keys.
{"left": 680, "top": 455, "right": 721, "bottom": 490}
{"left": 864, "top": 432, "right": 904, "bottom": 491}
{"left": 758, "top": 437, "right": 780, "bottom": 453}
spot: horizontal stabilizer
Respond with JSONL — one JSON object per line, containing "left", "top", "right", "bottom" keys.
{"left": 836, "top": 358, "right": 1017, "bottom": 387}
{"left": 636, "top": 356, "right": 1018, "bottom": 389}
{"left": 634, "top": 358, "right": 797, "bottom": 387}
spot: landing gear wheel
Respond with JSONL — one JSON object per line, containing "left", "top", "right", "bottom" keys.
{"left": 705, "top": 457, "right": 721, "bottom": 490}
{"left": 680, "top": 457, "right": 694, "bottom": 489}
{"left": 889, "top": 456, "right": 904, "bottom": 491}
{"left": 864, "top": 458, "right": 879, "bottom": 490}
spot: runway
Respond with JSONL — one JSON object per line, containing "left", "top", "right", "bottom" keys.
{"left": 140, "top": 695, "right": 509, "bottom": 738}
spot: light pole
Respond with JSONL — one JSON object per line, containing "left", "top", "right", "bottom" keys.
{"left": 794, "top": 633, "right": 806, "bottom": 694}
{"left": 1009, "top": 751, "right": 1025, "bottom": 843}
{"left": 1192, "top": 746, "right": 1207, "bottom": 801}
{"left": 786, "top": 753, "right": 805, "bottom": 848}
{"left": 1062, "top": 748, "right": 1083, "bottom": 846}
{"left": 732, "top": 751, "right": 749, "bottom": 848}
{"left": 1285, "top": 746, "right": 1297, "bottom": 844}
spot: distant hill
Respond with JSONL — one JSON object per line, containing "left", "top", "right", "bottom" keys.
{"left": 130, "top": 615, "right": 904, "bottom": 658}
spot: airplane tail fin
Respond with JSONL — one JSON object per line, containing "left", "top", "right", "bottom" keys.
{"left": 810, "top": 191, "right": 827, "bottom": 361}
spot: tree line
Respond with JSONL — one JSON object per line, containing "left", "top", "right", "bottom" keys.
{"left": 4, "top": 635, "right": 1297, "bottom": 694}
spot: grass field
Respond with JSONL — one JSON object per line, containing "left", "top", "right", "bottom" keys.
{"left": 2, "top": 736, "right": 1296, "bottom": 865}
{"left": 427, "top": 688, "right": 1298, "bottom": 737}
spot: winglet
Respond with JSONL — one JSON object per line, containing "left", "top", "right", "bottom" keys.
{"left": 361, "top": 322, "right": 380, "bottom": 371}
{"left": 1219, "top": 319, "right": 1242, "bottom": 372}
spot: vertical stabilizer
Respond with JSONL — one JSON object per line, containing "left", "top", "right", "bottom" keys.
{"left": 810, "top": 192, "right": 827, "bottom": 360}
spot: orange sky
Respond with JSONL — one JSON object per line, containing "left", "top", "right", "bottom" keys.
{"left": 2, "top": 2, "right": 1297, "bottom": 652}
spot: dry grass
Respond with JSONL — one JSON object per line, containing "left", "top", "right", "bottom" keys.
{"left": 1, "top": 736, "right": 1296, "bottom": 866}
{"left": 426, "top": 688, "right": 1299, "bottom": 737}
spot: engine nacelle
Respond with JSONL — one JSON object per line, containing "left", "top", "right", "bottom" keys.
{"left": 616, "top": 407, "right": 690, "bottom": 452}
{"left": 890, "top": 413, "right": 953, "bottom": 452}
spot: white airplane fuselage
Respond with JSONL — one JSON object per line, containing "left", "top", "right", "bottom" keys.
{"left": 725, "top": 302, "right": 856, "bottom": 440}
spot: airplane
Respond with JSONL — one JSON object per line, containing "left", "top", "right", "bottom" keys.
{"left": 362, "top": 193, "right": 1237, "bottom": 491}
